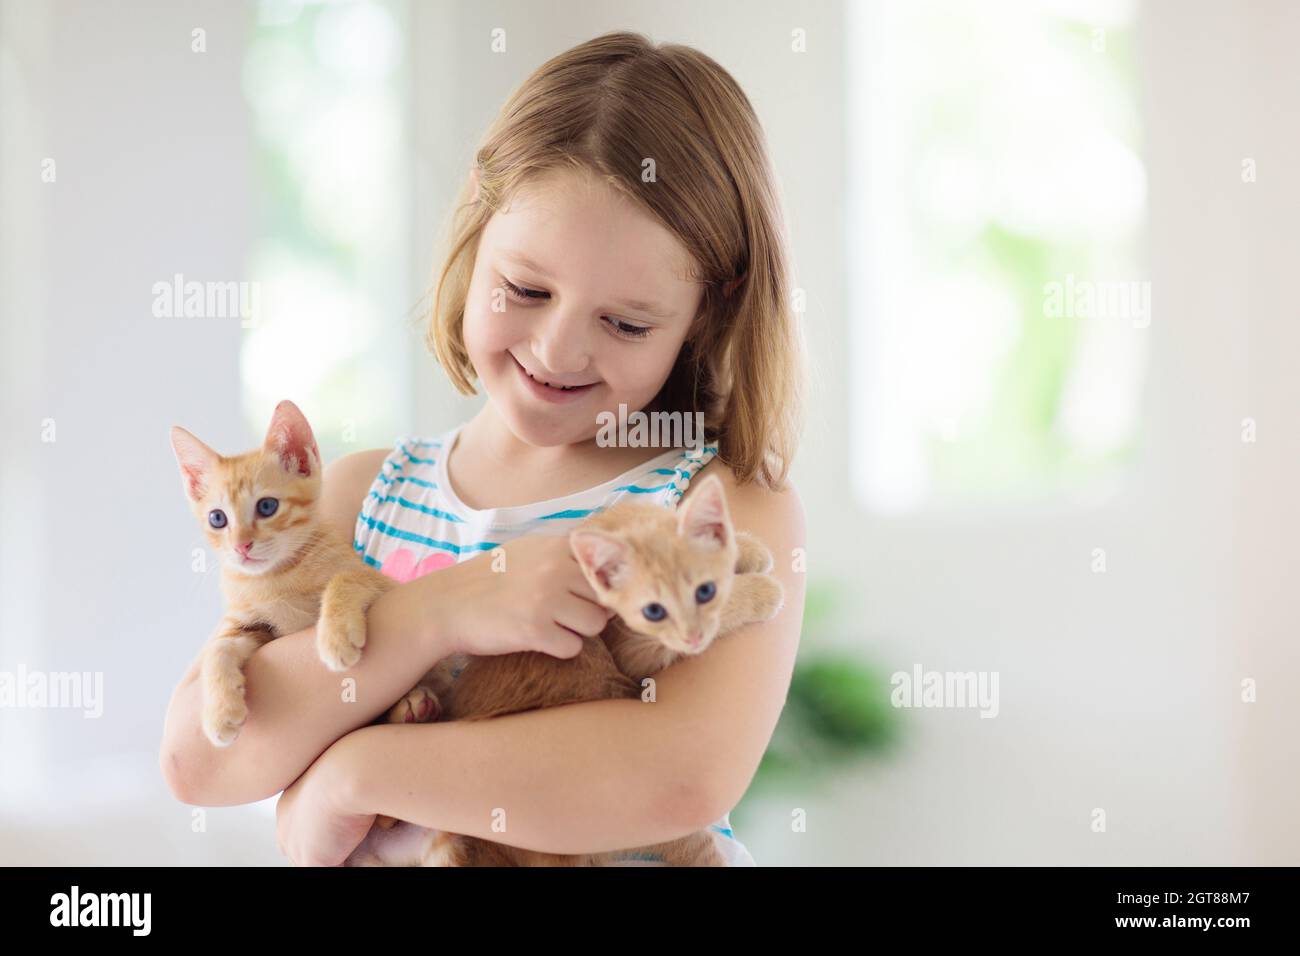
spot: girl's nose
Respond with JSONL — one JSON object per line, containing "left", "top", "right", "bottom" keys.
{"left": 532, "top": 307, "right": 593, "bottom": 376}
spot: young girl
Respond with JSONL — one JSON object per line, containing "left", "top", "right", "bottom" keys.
{"left": 161, "top": 31, "right": 805, "bottom": 866}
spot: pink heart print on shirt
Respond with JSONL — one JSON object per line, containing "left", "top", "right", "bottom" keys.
{"left": 380, "top": 547, "right": 456, "bottom": 583}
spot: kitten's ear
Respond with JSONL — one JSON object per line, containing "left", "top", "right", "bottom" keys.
{"left": 170, "top": 426, "right": 219, "bottom": 504}
{"left": 570, "top": 530, "right": 630, "bottom": 591}
{"left": 263, "top": 400, "right": 321, "bottom": 478}
{"left": 677, "top": 473, "right": 732, "bottom": 550}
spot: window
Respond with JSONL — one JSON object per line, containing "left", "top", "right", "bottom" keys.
{"left": 241, "top": 0, "right": 411, "bottom": 460}
{"left": 848, "top": 0, "right": 1148, "bottom": 513}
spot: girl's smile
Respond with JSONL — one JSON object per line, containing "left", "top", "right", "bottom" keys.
{"left": 509, "top": 351, "right": 602, "bottom": 403}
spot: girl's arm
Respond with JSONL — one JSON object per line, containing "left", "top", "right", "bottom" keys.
{"left": 160, "top": 449, "right": 451, "bottom": 808}
{"left": 326, "top": 469, "right": 807, "bottom": 854}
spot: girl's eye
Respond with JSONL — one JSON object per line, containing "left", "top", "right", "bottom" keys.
{"left": 499, "top": 277, "right": 652, "bottom": 340}
{"left": 695, "top": 581, "right": 716, "bottom": 604}
{"left": 604, "top": 317, "right": 652, "bottom": 340}
{"left": 208, "top": 509, "right": 227, "bottom": 529}
{"left": 256, "top": 497, "right": 279, "bottom": 518}
{"left": 501, "top": 278, "right": 548, "bottom": 302}
{"left": 642, "top": 603, "right": 668, "bottom": 622}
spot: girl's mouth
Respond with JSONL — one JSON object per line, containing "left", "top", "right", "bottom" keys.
{"left": 510, "top": 354, "right": 600, "bottom": 404}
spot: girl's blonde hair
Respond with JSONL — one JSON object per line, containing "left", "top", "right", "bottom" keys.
{"left": 426, "top": 31, "right": 804, "bottom": 490}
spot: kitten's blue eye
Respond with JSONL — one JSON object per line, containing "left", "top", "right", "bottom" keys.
{"left": 256, "top": 497, "right": 279, "bottom": 518}
{"left": 695, "top": 581, "right": 716, "bottom": 604}
{"left": 642, "top": 603, "right": 667, "bottom": 622}
{"left": 208, "top": 509, "right": 227, "bottom": 529}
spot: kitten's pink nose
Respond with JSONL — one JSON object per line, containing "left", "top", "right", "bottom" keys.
{"left": 686, "top": 631, "right": 703, "bottom": 647}
{"left": 236, "top": 540, "right": 254, "bottom": 556}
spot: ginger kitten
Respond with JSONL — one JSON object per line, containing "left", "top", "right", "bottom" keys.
{"left": 170, "top": 400, "right": 424, "bottom": 749}
{"left": 345, "top": 472, "right": 784, "bottom": 867}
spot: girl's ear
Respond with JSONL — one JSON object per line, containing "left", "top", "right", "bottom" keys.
{"left": 677, "top": 473, "right": 732, "bottom": 550}
{"left": 170, "top": 426, "right": 219, "bottom": 504}
{"left": 263, "top": 400, "right": 320, "bottom": 478}
{"left": 570, "top": 529, "right": 630, "bottom": 591}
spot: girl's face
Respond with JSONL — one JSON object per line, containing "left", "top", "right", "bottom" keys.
{"left": 462, "top": 167, "right": 705, "bottom": 448}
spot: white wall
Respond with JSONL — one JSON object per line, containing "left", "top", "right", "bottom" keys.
{"left": 0, "top": 0, "right": 263, "bottom": 857}
{"left": 1200, "top": 0, "right": 1300, "bottom": 865}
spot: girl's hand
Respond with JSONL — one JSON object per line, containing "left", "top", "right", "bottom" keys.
{"left": 428, "top": 534, "right": 614, "bottom": 660}
{"left": 275, "top": 742, "right": 375, "bottom": 867}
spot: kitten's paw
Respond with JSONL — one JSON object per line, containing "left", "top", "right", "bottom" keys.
{"left": 735, "top": 534, "right": 773, "bottom": 574}
{"left": 317, "top": 615, "right": 366, "bottom": 672}
{"left": 749, "top": 573, "right": 785, "bottom": 620}
{"left": 387, "top": 685, "right": 441, "bottom": 725}
{"left": 202, "top": 693, "right": 248, "bottom": 747}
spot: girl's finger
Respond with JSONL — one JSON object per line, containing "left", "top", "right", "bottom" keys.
{"left": 542, "top": 626, "right": 585, "bottom": 658}
{"left": 554, "top": 594, "right": 609, "bottom": 638}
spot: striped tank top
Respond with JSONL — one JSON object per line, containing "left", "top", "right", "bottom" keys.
{"left": 352, "top": 422, "right": 757, "bottom": 866}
